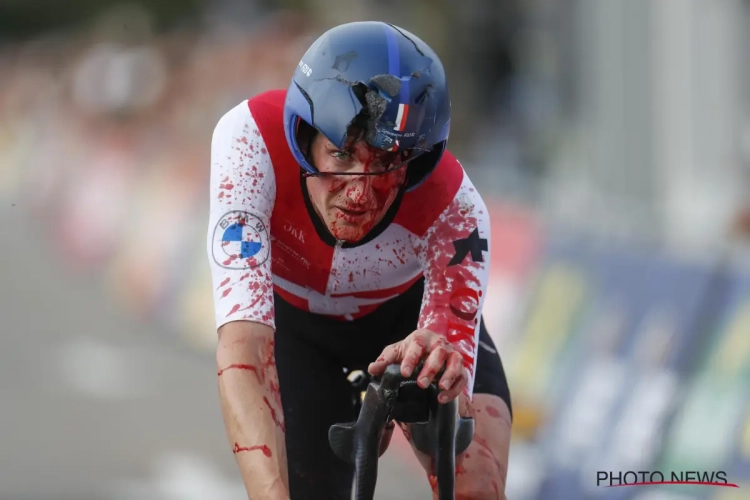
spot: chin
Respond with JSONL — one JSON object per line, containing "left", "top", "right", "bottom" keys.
{"left": 328, "top": 224, "right": 362, "bottom": 242}
{"left": 327, "top": 219, "right": 376, "bottom": 242}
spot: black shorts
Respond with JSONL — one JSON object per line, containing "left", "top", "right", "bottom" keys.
{"left": 273, "top": 277, "right": 511, "bottom": 500}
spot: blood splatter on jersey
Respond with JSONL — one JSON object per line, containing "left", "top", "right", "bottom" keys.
{"left": 208, "top": 91, "right": 490, "bottom": 394}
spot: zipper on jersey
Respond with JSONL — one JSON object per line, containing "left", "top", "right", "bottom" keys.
{"left": 327, "top": 239, "right": 345, "bottom": 298}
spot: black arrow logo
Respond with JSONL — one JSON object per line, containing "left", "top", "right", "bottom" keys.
{"left": 447, "top": 228, "right": 487, "bottom": 267}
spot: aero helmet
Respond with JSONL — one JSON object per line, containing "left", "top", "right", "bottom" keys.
{"left": 283, "top": 21, "right": 451, "bottom": 191}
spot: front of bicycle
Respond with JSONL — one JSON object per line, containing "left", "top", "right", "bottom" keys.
{"left": 329, "top": 363, "right": 474, "bottom": 500}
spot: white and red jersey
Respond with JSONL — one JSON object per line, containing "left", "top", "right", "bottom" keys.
{"left": 208, "top": 90, "right": 491, "bottom": 394}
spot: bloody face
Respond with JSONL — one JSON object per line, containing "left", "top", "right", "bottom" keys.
{"left": 305, "top": 133, "right": 408, "bottom": 242}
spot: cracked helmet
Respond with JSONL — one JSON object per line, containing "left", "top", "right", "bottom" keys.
{"left": 283, "top": 21, "right": 451, "bottom": 191}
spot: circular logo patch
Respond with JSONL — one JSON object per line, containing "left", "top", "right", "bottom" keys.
{"left": 212, "top": 211, "right": 270, "bottom": 269}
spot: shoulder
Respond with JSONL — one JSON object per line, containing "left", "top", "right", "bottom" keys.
{"left": 212, "top": 99, "right": 255, "bottom": 144}
{"left": 211, "top": 100, "right": 269, "bottom": 168}
{"left": 247, "top": 89, "right": 298, "bottom": 165}
{"left": 212, "top": 90, "right": 287, "bottom": 141}
{"left": 209, "top": 99, "right": 277, "bottom": 212}
{"left": 396, "top": 150, "right": 473, "bottom": 235}
{"left": 247, "top": 89, "right": 287, "bottom": 132}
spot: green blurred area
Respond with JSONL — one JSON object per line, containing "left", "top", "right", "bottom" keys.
{"left": 0, "top": 0, "right": 203, "bottom": 38}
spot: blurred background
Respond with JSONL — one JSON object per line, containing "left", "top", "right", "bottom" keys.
{"left": 1, "top": 0, "right": 750, "bottom": 498}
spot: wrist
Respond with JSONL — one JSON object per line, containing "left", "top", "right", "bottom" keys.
{"left": 241, "top": 468, "right": 288, "bottom": 499}
{"left": 249, "top": 477, "right": 288, "bottom": 500}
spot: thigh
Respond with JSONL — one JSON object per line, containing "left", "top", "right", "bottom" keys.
{"left": 453, "top": 393, "right": 511, "bottom": 500}
{"left": 455, "top": 317, "right": 512, "bottom": 498}
{"left": 472, "top": 317, "right": 512, "bottom": 418}
{"left": 274, "top": 325, "right": 357, "bottom": 500}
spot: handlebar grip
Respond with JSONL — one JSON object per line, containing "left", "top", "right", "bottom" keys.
{"left": 328, "top": 363, "right": 474, "bottom": 500}
{"left": 329, "top": 366, "right": 402, "bottom": 499}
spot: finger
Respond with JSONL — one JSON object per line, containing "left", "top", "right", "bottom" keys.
{"left": 438, "top": 370, "right": 467, "bottom": 403}
{"left": 368, "top": 344, "right": 399, "bottom": 375}
{"left": 368, "top": 348, "right": 397, "bottom": 374}
{"left": 417, "top": 345, "right": 448, "bottom": 388}
{"left": 438, "top": 352, "right": 465, "bottom": 391}
{"left": 400, "top": 336, "right": 427, "bottom": 377}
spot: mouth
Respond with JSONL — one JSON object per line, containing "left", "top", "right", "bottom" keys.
{"left": 334, "top": 206, "right": 369, "bottom": 222}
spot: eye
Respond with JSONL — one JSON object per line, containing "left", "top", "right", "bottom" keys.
{"left": 331, "top": 150, "right": 352, "bottom": 161}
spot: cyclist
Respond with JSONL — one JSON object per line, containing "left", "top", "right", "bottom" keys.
{"left": 208, "top": 21, "right": 512, "bottom": 499}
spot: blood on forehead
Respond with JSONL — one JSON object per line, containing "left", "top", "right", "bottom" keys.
{"left": 371, "top": 167, "right": 407, "bottom": 194}
{"left": 344, "top": 140, "right": 407, "bottom": 170}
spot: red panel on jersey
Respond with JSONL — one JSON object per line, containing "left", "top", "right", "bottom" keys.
{"left": 394, "top": 152, "right": 464, "bottom": 237}
{"left": 249, "top": 91, "right": 334, "bottom": 294}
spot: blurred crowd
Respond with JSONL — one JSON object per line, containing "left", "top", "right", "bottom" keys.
{"left": 0, "top": 8, "right": 323, "bottom": 346}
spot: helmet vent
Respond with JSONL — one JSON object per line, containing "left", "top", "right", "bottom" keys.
{"left": 294, "top": 80, "right": 315, "bottom": 124}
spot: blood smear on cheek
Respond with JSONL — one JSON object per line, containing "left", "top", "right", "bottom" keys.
{"left": 371, "top": 168, "right": 405, "bottom": 197}
{"left": 328, "top": 177, "right": 347, "bottom": 193}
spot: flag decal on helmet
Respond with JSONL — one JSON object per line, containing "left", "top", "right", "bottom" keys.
{"left": 394, "top": 103, "right": 409, "bottom": 131}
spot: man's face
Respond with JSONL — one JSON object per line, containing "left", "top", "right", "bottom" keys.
{"left": 305, "top": 134, "right": 408, "bottom": 242}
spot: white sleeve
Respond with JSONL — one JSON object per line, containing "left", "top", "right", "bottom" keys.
{"left": 413, "top": 170, "right": 491, "bottom": 396}
{"left": 207, "top": 101, "right": 276, "bottom": 331}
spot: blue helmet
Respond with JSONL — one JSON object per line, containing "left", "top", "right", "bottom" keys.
{"left": 283, "top": 21, "right": 450, "bottom": 191}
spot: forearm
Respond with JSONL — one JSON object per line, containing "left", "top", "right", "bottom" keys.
{"left": 217, "top": 322, "right": 288, "bottom": 499}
